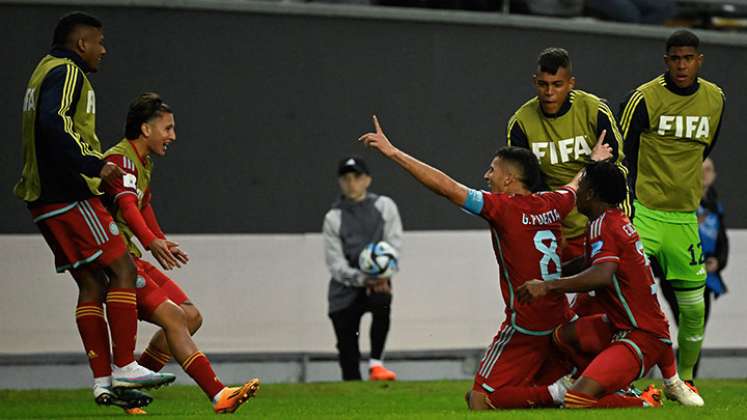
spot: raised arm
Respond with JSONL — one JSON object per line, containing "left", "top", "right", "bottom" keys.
{"left": 358, "top": 115, "right": 469, "bottom": 207}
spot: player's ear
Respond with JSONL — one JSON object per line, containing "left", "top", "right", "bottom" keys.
{"left": 569, "top": 76, "right": 576, "bottom": 89}
{"left": 141, "top": 122, "right": 151, "bottom": 138}
{"left": 362, "top": 174, "right": 372, "bottom": 189}
{"left": 76, "top": 36, "right": 86, "bottom": 54}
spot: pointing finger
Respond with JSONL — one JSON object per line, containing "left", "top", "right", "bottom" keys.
{"left": 596, "top": 129, "right": 607, "bottom": 146}
{"left": 373, "top": 115, "right": 382, "bottom": 134}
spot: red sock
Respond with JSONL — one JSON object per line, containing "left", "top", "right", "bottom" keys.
{"left": 75, "top": 302, "right": 112, "bottom": 378}
{"left": 658, "top": 348, "right": 678, "bottom": 379}
{"left": 105, "top": 288, "right": 138, "bottom": 367}
{"left": 182, "top": 352, "right": 225, "bottom": 400}
{"left": 486, "top": 386, "right": 555, "bottom": 408}
{"left": 565, "top": 391, "right": 645, "bottom": 408}
{"left": 139, "top": 345, "right": 171, "bottom": 372}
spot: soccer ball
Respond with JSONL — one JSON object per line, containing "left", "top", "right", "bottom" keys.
{"left": 358, "top": 241, "right": 399, "bottom": 278}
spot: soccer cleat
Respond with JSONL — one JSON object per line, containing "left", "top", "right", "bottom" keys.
{"left": 369, "top": 365, "right": 397, "bottom": 381}
{"left": 665, "top": 378, "right": 704, "bottom": 407}
{"left": 123, "top": 407, "right": 148, "bottom": 415}
{"left": 616, "top": 384, "right": 643, "bottom": 398}
{"left": 639, "top": 384, "right": 663, "bottom": 408}
{"left": 213, "top": 378, "right": 261, "bottom": 414}
{"left": 112, "top": 362, "right": 176, "bottom": 390}
{"left": 93, "top": 384, "right": 153, "bottom": 409}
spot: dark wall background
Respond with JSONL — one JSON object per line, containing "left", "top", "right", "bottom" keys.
{"left": 1, "top": 4, "right": 744, "bottom": 233}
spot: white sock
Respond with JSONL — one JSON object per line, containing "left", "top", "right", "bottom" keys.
{"left": 94, "top": 376, "right": 112, "bottom": 388}
{"left": 369, "top": 359, "right": 383, "bottom": 369}
{"left": 547, "top": 379, "right": 568, "bottom": 404}
{"left": 663, "top": 372, "right": 680, "bottom": 386}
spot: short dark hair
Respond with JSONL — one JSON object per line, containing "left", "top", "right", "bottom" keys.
{"left": 124, "top": 92, "right": 173, "bottom": 140}
{"left": 537, "top": 47, "right": 571, "bottom": 75}
{"left": 582, "top": 161, "right": 627, "bottom": 206}
{"left": 495, "top": 146, "right": 542, "bottom": 192}
{"left": 52, "top": 12, "right": 103, "bottom": 47}
{"left": 666, "top": 30, "right": 699, "bottom": 52}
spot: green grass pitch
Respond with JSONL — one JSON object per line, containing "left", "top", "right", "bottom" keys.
{"left": 1, "top": 379, "right": 745, "bottom": 419}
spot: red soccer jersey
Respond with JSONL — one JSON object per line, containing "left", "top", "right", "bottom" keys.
{"left": 478, "top": 187, "right": 577, "bottom": 334}
{"left": 586, "top": 209, "right": 671, "bottom": 339}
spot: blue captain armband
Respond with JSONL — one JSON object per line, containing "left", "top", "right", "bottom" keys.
{"left": 463, "top": 189, "right": 484, "bottom": 215}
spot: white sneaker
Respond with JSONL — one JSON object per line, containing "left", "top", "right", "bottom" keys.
{"left": 112, "top": 362, "right": 176, "bottom": 390}
{"left": 664, "top": 379, "right": 704, "bottom": 407}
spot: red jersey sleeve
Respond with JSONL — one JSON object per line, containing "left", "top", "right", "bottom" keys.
{"left": 119, "top": 195, "right": 158, "bottom": 248}
{"left": 141, "top": 189, "right": 166, "bottom": 240}
{"left": 479, "top": 191, "right": 511, "bottom": 225}
{"left": 544, "top": 186, "right": 577, "bottom": 219}
{"left": 103, "top": 154, "right": 139, "bottom": 204}
{"left": 589, "top": 214, "right": 621, "bottom": 265}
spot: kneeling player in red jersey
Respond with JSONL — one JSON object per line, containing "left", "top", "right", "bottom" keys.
{"left": 103, "top": 93, "right": 259, "bottom": 414}
{"left": 517, "top": 161, "right": 685, "bottom": 408}
{"left": 360, "top": 116, "right": 614, "bottom": 410}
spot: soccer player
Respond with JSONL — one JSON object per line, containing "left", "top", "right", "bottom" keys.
{"left": 516, "top": 161, "right": 672, "bottom": 409}
{"left": 618, "top": 29, "right": 725, "bottom": 388}
{"left": 359, "top": 116, "right": 610, "bottom": 410}
{"left": 507, "top": 47, "right": 629, "bottom": 265}
{"left": 103, "top": 92, "right": 260, "bottom": 414}
{"left": 14, "top": 11, "right": 173, "bottom": 409}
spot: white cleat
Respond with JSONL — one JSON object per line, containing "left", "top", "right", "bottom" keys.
{"left": 112, "top": 362, "right": 176, "bottom": 390}
{"left": 664, "top": 379, "right": 704, "bottom": 407}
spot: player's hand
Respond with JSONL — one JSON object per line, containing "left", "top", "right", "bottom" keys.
{"left": 365, "top": 277, "right": 391, "bottom": 294}
{"left": 358, "top": 115, "right": 397, "bottom": 158}
{"left": 100, "top": 162, "right": 127, "bottom": 186}
{"left": 591, "top": 129, "right": 613, "bottom": 162}
{"left": 149, "top": 238, "right": 181, "bottom": 270}
{"left": 515, "top": 279, "right": 548, "bottom": 304}
{"left": 705, "top": 256, "right": 719, "bottom": 273}
{"left": 373, "top": 277, "right": 391, "bottom": 294}
{"left": 169, "top": 245, "right": 190, "bottom": 265}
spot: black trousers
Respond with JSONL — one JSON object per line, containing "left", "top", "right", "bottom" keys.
{"left": 329, "top": 288, "right": 392, "bottom": 381}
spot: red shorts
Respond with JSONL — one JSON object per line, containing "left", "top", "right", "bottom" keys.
{"left": 134, "top": 258, "right": 190, "bottom": 319}
{"left": 31, "top": 198, "right": 127, "bottom": 273}
{"left": 560, "top": 234, "right": 586, "bottom": 262}
{"left": 581, "top": 328, "right": 670, "bottom": 393}
{"left": 472, "top": 322, "right": 571, "bottom": 393}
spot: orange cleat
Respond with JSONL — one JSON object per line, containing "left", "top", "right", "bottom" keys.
{"left": 369, "top": 366, "right": 397, "bottom": 381}
{"left": 640, "top": 384, "right": 663, "bottom": 408}
{"left": 213, "top": 378, "right": 260, "bottom": 414}
{"left": 123, "top": 407, "right": 148, "bottom": 415}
